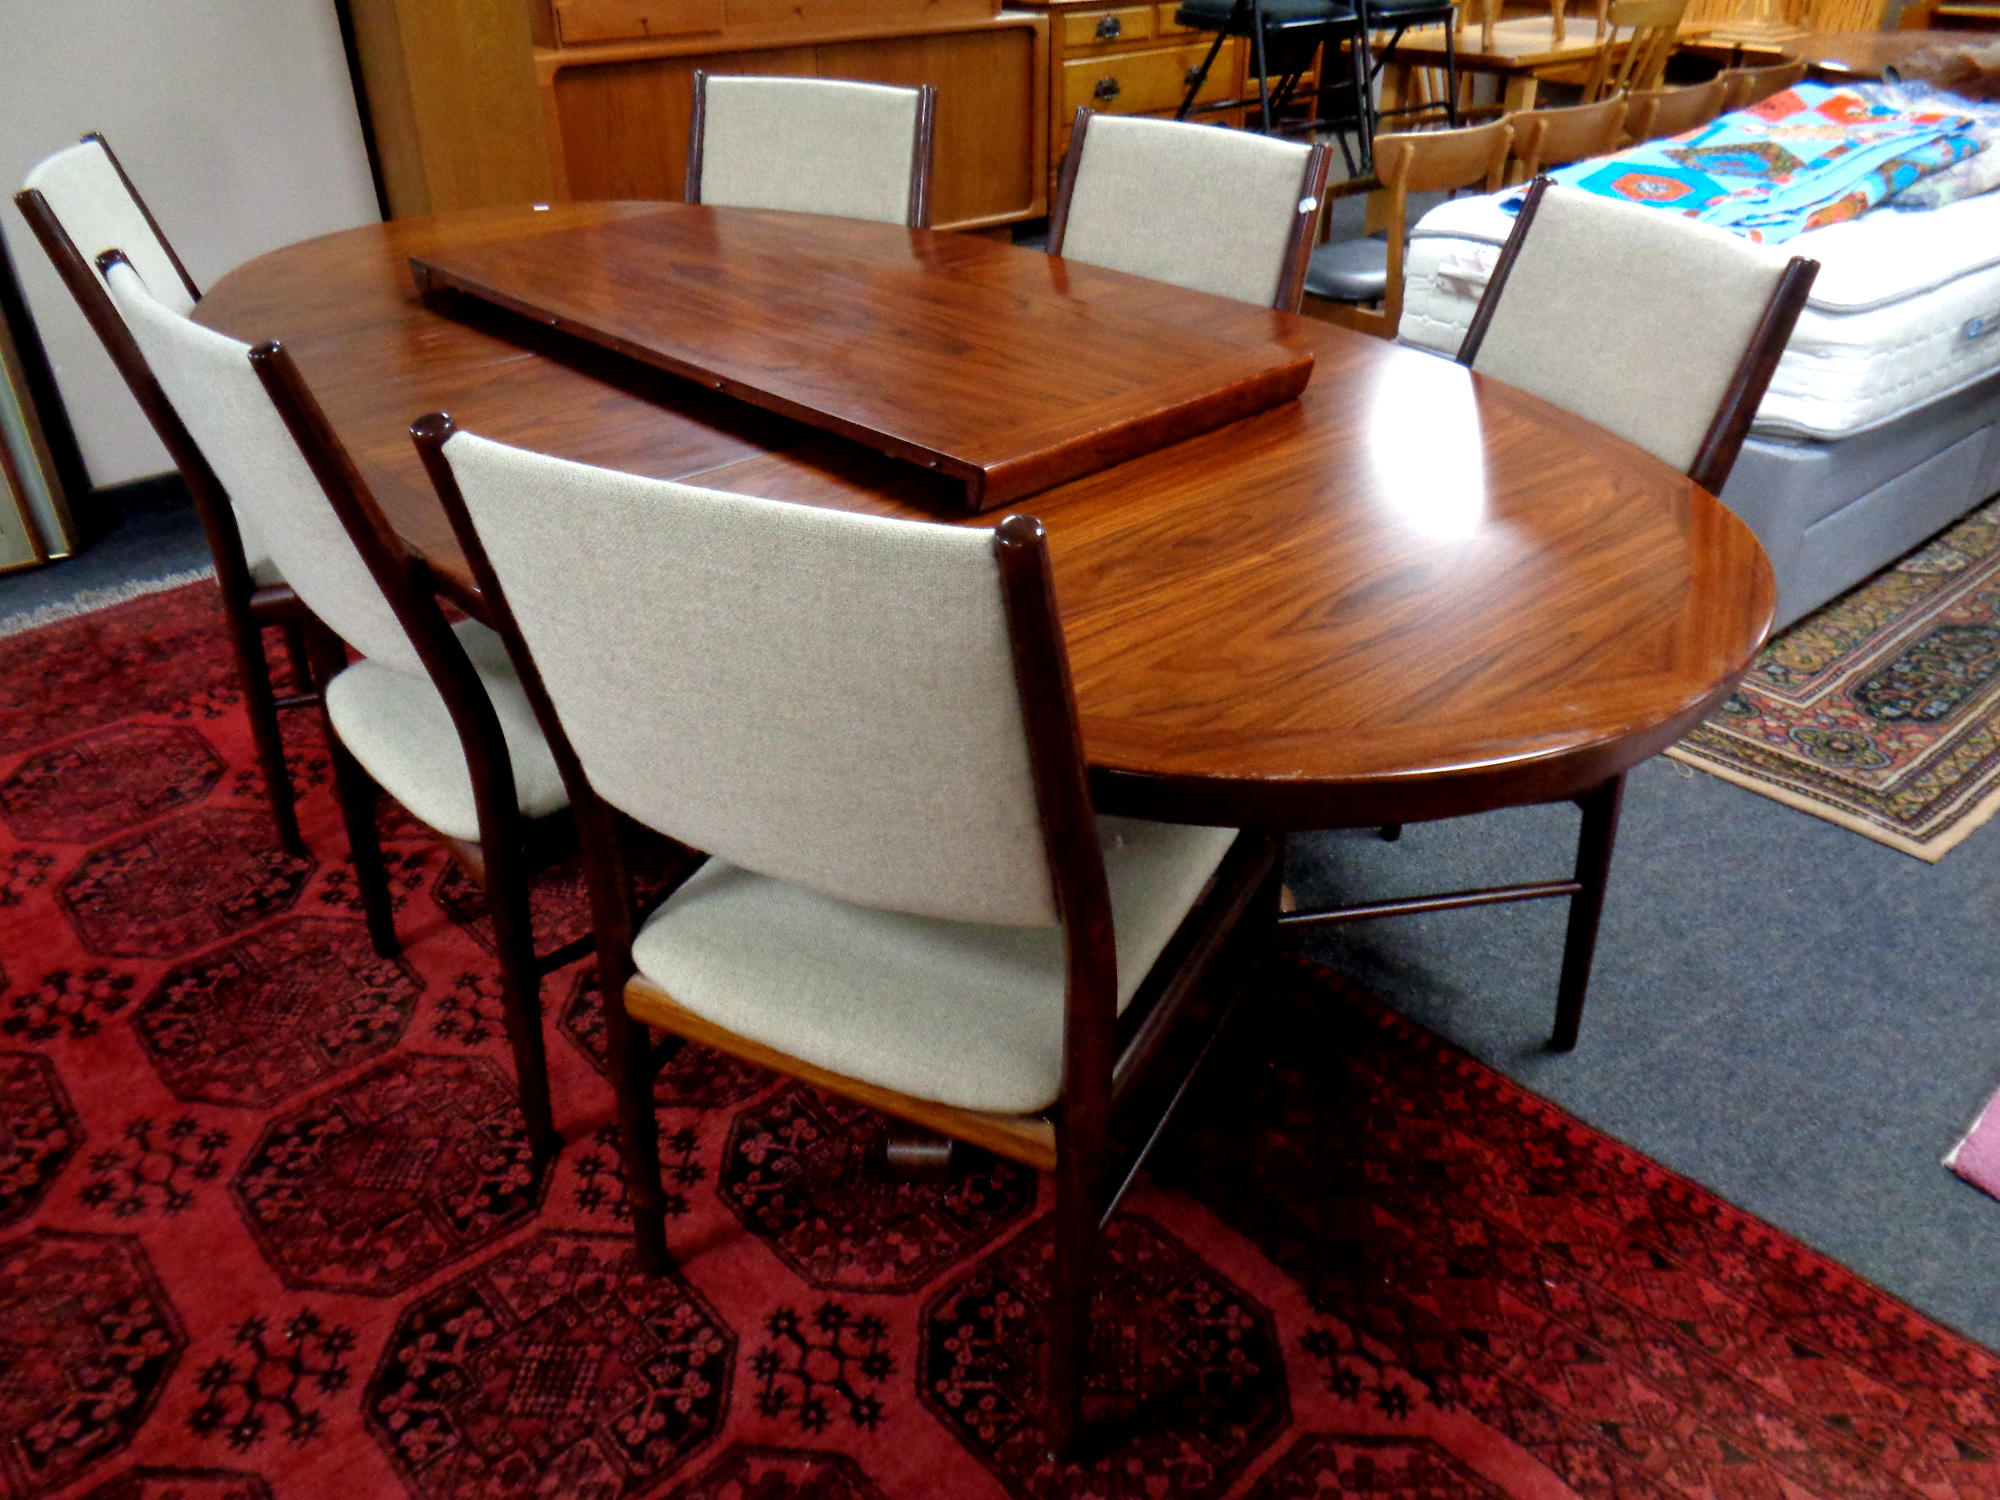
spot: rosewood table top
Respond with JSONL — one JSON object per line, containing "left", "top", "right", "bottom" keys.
{"left": 409, "top": 211, "right": 1313, "bottom": 511}
{"left": 193, "top": 201, "right": 1776, "bottom": 830}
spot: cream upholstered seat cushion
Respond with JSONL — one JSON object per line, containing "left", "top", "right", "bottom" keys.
{"left": 1469, "top": 185, "right": 1789, "bottom": 475}
{"left": 1059, "top": 115, "right": 1315, "bottom": 308}
{"left": 324, "top": 618, "right": 568, "bottom": 844}
{"left": 698, "top": 77, "right": 920, "bottom": 226}
{"left": 631, "top": 817, "right": 1237, "bottom": 1115}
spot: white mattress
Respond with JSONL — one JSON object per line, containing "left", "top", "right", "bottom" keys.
{"left": 1397, "top": 189, "right": 2000, "bottom": 442}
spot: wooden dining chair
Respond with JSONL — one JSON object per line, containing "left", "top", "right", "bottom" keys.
{"left": 685, "top": 73, "right": 938, "bottom": 228}
{"left": 1310, "top": 177, "right": 1813, "bottom": 1050}
{"left": 1508, "top": 93, "right": 1629, "bottom": 180}
{"left": 98, "top": 255, "right": 579, "bottom": 1160}
{"left": 1623, "top": 76, "right": 1729, "bottom": 143}
{"left": 1301, "top": 117, "right": 1513, "bottom": 340}
{"left": 1576, "top": 0, "right": 1688, "bottom": 101}
{"left": 1715, "top": 56, "right": 1806, "bottom": 113}
{"left": 412, "top": 419, "right": 1283, "bottom": 1458}
{"left": 1048, "top": 111, "right": 1333, "bottom": 312}
{"left": 14, "top": 135, "right": 317, "bottom": 855}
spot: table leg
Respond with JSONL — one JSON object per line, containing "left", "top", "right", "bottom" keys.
{"left": 1549, "top": 771, "right": 1626, "bottom": 1052}
{"left": 1501, "top": 73, "right": 1541, "bottom": 111}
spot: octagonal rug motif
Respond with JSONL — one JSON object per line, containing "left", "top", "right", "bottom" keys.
{"left": 134, "top": 916, "right": 419, "bottom": 1107}
{"left": 58, "top": 809, "right": 312, "bottom": 959}
{"left": 0, "top": 1229, "right": 185, "bottom": 1497}
{"left": 0, "top": 1050, "right": 80, "bottom": 1229}
{"left": 364, "top": 1230, "right": 735, "bottom": 1499}
{"left": 0, "top": 724, "right": 223, "bottom": 845}
{"left": 232, "top": 1053, "right": 547, "bottom": 1295}
{"left": 920, "top": 1214, "right": 1286, "bottom": 1500}
{"left": 668, "top": 1444, "right": 888, "bottom": 1500}
{"left": 79, "top": 1466, "right": 274, "bottom": 1500}
{"left": 721, "top": 1082, "right": 1037, "bottom": 1294}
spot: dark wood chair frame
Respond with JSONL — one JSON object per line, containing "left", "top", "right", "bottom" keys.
{"left": 1284, "top": 175, "right": 1817, "bottom": 1051}
{"left": 413, "top": 413, "right": 1284, "bottom": 1457}
{"left": 75, "top": 292, "right": 583, "bottom": 1159}
{"left": 684, "top": 71, "right": 939, "bottom": 230}
{"left": 1047, "top": 107, "right": 1335, "bottom": 314}
{"left": 14, "top": 134, "right": 318, "bottom": 856}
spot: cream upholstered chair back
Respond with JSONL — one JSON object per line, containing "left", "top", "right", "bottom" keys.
{"left": 1460, "top": 184, "right": 1811, "bottom": 484}
{"left": 23, "top": 137, "right": 198, "bottom": 316}
{"left": 686, "top": 74, "right": 936, "bottom": 227}
{"left": 1048, "top": 112, "right": 1331, "bottom": 312}
{"left": 433, "top": 431, "right": 1062, "bottom": 927}
{"left": 100, "top": 260, "right": 421, "bottom": 674}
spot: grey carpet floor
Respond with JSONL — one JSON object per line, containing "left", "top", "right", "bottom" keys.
{"left": 9, "top": 484, "right": 1999, "bottom": 1356}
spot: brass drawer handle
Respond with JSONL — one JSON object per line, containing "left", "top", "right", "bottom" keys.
{"left": 1094, "top": 74, "right": 1122, "bottom": 101}
{"left": 1096, "top": 13, "right": 1123, "bottom": 37}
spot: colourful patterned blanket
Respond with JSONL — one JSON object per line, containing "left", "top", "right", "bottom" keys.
{"left": 1540, "top": 83, "right": 1982, "bottom": 243}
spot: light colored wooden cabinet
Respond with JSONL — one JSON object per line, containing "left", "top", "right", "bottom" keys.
{"left": 1014, "top": 0, "right": 1259, "bottom": 194}
{"left": 348, "top": 0, "right": 1049, "bottom": 231}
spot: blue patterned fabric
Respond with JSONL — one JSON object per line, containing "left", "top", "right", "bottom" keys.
{"left": 1524, "top": 83, "right": 1982, "bottom": 243}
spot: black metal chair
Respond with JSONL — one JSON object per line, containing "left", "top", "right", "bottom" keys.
{"left": 1174, "top": 0, "right": 1374, "bottom": 169}
{"left": 1363, "top": 0, "right": 1461, "bottom": 133}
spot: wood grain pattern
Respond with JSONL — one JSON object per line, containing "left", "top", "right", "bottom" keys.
{"left": 346, "top": 0, "right": 556, "bottom": 215}
{"left": 539, "top": 16, "right": 1047, "bottom": 229}
{"left": 192, "top": 202, "right": 1776, "bottom": 830}
{"left": 409, "top": 204, "right": 1314, "bottom": 508}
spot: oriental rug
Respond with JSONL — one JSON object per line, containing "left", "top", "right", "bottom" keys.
{"left": 3, "top": 582, "right": 1998, "bottom": 1500}
{"left": 1669, "top": 492, "right": 2000, "bottom": 860}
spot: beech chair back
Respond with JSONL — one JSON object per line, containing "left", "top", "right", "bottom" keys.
{"left": 1459, "top": 178, "right": 1818, "bottom": 493}
{"left": 1047, "top": 109, "right": 1333, "bottom": 311}
{"left": 1510, "top": 94, "right": 1629, "bottom": 179}
{"left": 1716, "top": 56, "right": 1807, "bottom": 113}
{"left": 1624, "top": 76, "right": 1730, "bottom": 142}
{"left": 686, "top": 73, "right": 938, "bottom": 227}
{"left": 1581, "top": 0, "right": 1688, "bottom": 102}
{"left": 1305, "top": 117, "right": 1513, "bottom": 339}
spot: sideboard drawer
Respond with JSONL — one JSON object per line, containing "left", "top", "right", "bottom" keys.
{"left": 553, "top": 0, "right": 725, "bottom": 43}
{"left": 1059, "top": 40, "right": 1237, "bottom": 115}
{"left": 1060, "top": 5, "right": 1157, "bottom": 47}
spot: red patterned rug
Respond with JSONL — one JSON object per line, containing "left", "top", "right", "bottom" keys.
{"left": 3, "top": 583, "right": 1997, "bottom": 1500}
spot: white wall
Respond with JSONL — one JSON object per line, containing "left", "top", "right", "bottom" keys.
{"left": 1, "top": 0, "right": 380, "bottom": 489}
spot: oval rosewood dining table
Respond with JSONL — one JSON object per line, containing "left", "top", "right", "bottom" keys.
{"left": 191, "top": 201, "right": 1775, "bottom": 837}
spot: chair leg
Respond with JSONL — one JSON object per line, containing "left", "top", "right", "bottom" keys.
{"left": 481, "top": 836, "right": 560, "bottom": 1161}
{"left": 1044, "top": 1143, "right": 1101, "bottom": 1462}
{"left": 281, "top": 619, "right": 315, "bottom": 697}
{"left": 224, "top": 606, "right": 304, "bottom": 856}
{"left": 325, "top": 732, "right": 400, "bottom": 958}
{"left": 1549, "top": 770, "right": 1625, "bottom": 1051}
{"left": 603, "top": 982, "right": 670, "bottom": 1274}
{"left": 1250, "top": 0, "right": 1274, "bottom": 132}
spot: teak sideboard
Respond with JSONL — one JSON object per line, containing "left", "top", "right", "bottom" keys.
{"left": 345, "top": 0, "right": 1050, "bottom": 231}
